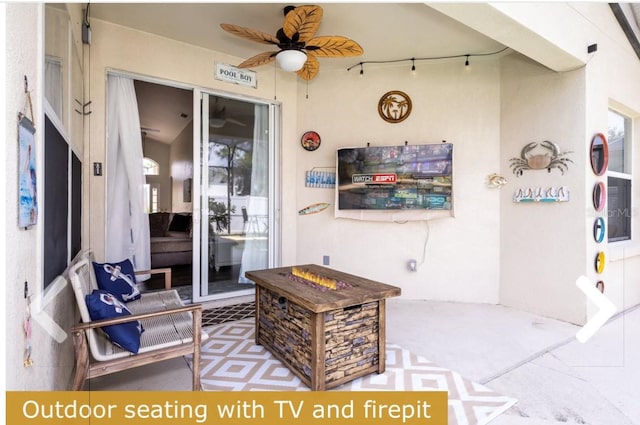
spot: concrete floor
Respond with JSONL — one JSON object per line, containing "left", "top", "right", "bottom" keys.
{"left": 87, "top": 299, "right": 640, "bottom": 425}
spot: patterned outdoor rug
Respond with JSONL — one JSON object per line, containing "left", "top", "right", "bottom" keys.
{"left": 190, "top": 319, "right": 517, "bottom": 425}
{"left": 202, "top": 301, "right": 255, "bottom": 327}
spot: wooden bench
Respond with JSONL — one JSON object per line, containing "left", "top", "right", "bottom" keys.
{"left": 68, "top": 254, "right": 206, "bottom": 390}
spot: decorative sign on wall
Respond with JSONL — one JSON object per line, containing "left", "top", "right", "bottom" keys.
{"left": 301, "top": 131, "right": 321, "bottom": 151}
{"left": 298, "top": 202, "right": 330, "bottom": 215}
{"left": 378, "top": 90, "right": 412, "bottom": 123}
{"left": 305, "top": 170, "right": 336, "bottom": 188}
{"left": 214, "top": 63, "right": 257, "bottom": 88}
{"left": 513, "top": 186, "right": 569, "bottom": 203}
{"left": 18, "top": 115, "right": 37, "bottom": 227}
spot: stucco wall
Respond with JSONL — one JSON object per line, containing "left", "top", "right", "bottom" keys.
{"left": 499, "top": 54, "right": 588, "bottom": 325}
{"left": 499, "top": 3, "right": 640, "bottom": 324}
{"left": 578, "top": 3, "right": 640, "bottom": 316}
{"left": 295, "top": 59, "right": 502, "bottom": 302}
{"left": 4, "top": 3, "right": 75, "bottom": 391}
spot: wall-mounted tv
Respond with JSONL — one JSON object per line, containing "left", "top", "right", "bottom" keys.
{"left": 337, "top": 143, "right": 452, "bottom": 211}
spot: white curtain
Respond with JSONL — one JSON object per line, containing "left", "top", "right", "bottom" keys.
{"left": 106, "top": 75, "right": 151, "bottom": 276}
{"left": 238, "top": 104, "right": 269, "bottom": 283}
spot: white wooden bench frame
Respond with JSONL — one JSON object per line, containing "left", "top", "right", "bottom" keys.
{"left": 69, "top": 255, "right": 205, "bottom": 391}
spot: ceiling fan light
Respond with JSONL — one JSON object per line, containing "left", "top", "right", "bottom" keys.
{"left": 210, "top": 118, "right": 225, "bottom": 128}
{"left": 276, "top": 49, "right": 307, "bottom": 72}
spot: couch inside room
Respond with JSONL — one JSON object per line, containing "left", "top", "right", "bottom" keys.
{"left": 148, "top": 212, "right": 193, "bottom": 268}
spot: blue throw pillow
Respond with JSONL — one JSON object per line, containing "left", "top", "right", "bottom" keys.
{"left": 85, "top": 290, "right": 144, "bottom": 354}
{"left": 93, "top": 259, "right": 141, "bottom": 303}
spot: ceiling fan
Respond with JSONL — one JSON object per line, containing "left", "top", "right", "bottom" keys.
{"left": 220, "top": 4, "right": 363, "bottom": 80}
{"left": 209, "top": 99, "right": 247, "bottom": 129}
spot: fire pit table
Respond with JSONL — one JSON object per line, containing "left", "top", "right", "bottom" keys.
{"left": 245, "top": 265, "right": 401, "bottom": 391}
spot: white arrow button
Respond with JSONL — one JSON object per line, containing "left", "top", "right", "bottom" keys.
{"left": 575, "top": 276, "right": 616, "bottom": 343}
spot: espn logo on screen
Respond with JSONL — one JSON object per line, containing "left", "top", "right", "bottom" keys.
{"left": 352, "top": 173, "right": 397, "bottom": 184}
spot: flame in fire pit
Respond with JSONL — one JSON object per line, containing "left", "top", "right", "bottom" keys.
{"left": 291, "top": 266, "right": 337, "bottom": 290}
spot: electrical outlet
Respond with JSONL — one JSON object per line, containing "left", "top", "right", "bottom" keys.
{"left": 407, "top": 259, "right": 417, "bottom": 272}
{"left": 323, "top": 255, "right": 330, "bottom": 266}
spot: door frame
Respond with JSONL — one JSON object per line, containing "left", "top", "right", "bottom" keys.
{"left": 105, "top": 69, "right": 281, "bottom": 302}
{"left": 192, "top": 89, "right": 281, "bottom": 302}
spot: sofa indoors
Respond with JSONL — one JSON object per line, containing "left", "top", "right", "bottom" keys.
{"left": 148, "top": 212, "right": 193, "bottom": 268}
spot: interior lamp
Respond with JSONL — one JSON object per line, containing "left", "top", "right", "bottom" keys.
{"left": 276, "top": 49, "right": 307, "bottom": 71}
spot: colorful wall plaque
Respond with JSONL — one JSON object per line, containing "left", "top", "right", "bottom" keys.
{"left": 592, "top": 181, "right": 606, "bottom": 211}
{"left": 590, "top": 133, "right": 609, "bottom": 176}
{"left": 595, "top": 251, "right": 606, "bottom": 274}
{"left": 593, "top": 217, "right": 606, "bottom": 243}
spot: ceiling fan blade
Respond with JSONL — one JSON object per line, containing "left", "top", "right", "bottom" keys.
{"left": 237, "top": 51, "right": 278, "bottom": 69}
{"left": 283, "top": 5, "right": 323, "bottom": 42}
{"left": 306, "top": 36, "right": 364, "bottom": 57}
{"left": 140, "top": 126, "right": 160, "bottom": 133}
{"left": 297, "top": 54, "right": 320, "bottom": 81}
{"left": 220, "top": 23, "right": 279, "bottom": 45}
{"left": 226, "top": 117, "right": 247, "bottom": 127}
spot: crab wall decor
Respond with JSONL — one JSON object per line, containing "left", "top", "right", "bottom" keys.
{"left": 509, "top": 141, "right": 573, "bottom": 176}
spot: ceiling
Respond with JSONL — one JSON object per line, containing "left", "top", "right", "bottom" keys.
{"left": 90, "top": 3, "right": 505, "bottom": 70}
{"left": 91, "top": 3, "right": 507, "bottom": 145}
{"left": 92, "top": 3, "right": 640, "bottom": 145}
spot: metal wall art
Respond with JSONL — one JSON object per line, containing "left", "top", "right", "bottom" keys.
{"left": 509, "top": 141, "right": 573, "bottom": 176}
{"left": 487, "top": 173, "right": 507, "bottom": 189}
{"left": 378, "top": 90, "right": 412, "bottom": 123}
{"left": 513, "top": 186, "right": 569, "bottom": 203}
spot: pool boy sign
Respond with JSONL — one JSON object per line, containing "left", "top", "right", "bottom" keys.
{"left": 215, "top": 63, "right": 257, "bottom": 88}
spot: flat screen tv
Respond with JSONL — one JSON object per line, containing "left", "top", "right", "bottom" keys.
{"left": 337, "top": 143, "right": 452, "bottom": 210}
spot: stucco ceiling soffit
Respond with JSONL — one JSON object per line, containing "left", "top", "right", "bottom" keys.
{"left": 428, "top": 3, "right": 588, "bottom": 72}
{"left": 610, "top": 3, "right": 640, "bottom": 61}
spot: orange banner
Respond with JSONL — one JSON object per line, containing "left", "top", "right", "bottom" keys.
{"left": 6, "top": 391, "right": 447, "bottom": 425}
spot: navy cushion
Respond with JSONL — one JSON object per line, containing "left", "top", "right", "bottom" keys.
{"left": 85, "top": 290, "right": 144, "bottom": 354}
{"left": 93, "top": 259, "right": 141, "bottom": 303}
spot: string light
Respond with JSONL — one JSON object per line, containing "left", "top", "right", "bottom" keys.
{"left": 347, "top": 47, "right": 509, "bottom": 75}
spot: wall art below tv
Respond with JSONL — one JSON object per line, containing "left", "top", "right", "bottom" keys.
{"left": 336, "top": 143, "right": 453, "bottom": 211}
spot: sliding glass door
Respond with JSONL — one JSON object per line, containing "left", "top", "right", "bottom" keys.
{"left": 192, "top": 92, "right": 278, "bottom": 301}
